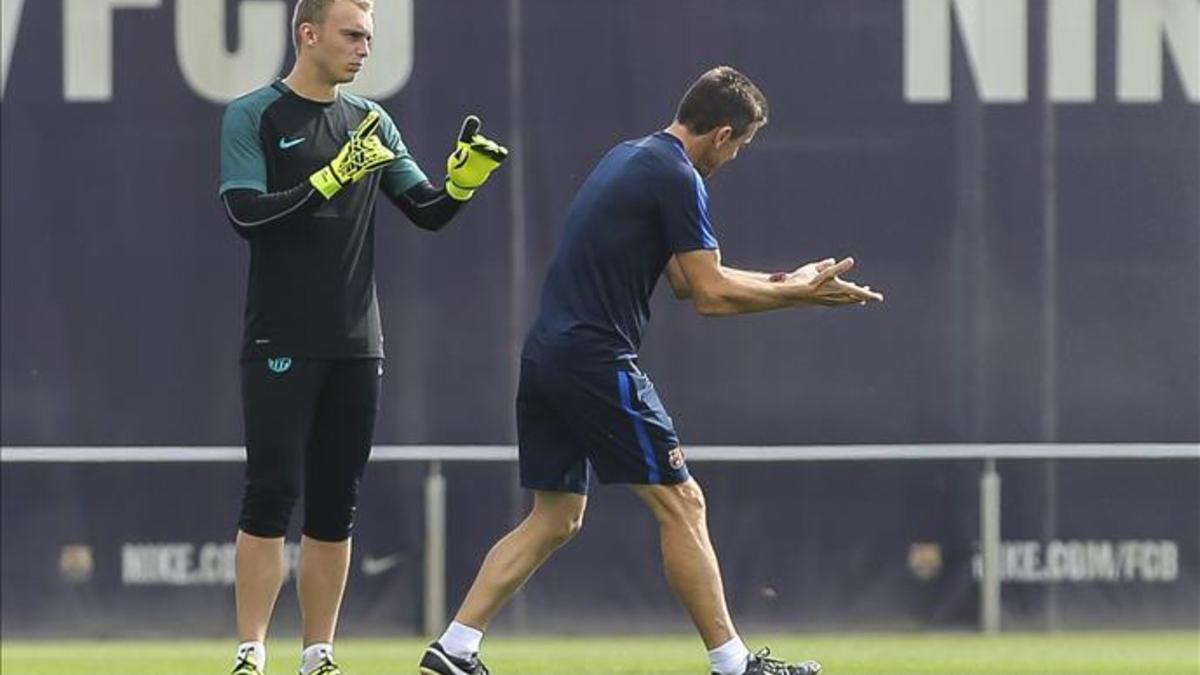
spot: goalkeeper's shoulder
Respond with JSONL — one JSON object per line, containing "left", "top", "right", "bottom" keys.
{"left": 224, "top": 82, "right": 286, "bottom": 116}
{"left": 220, "top": 83, "right": 286, "bottom": 140}
{"left": 220, "top": 84, "right": 286, "bottom": 149}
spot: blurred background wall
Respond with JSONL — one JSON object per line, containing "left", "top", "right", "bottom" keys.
{"left": 1, "top": 0, "right": 1197, "bottom": 637}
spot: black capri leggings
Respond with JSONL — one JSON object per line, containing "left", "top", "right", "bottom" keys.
{"left": 238, "top": 358, "right": 381, "bottom": 541}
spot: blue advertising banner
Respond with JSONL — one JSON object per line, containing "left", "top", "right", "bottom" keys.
{"left": 1, "top": 461, "right": 426, "bottom": 637}
{"left": 3, "top": 458, "right": 1195, "bottom": 637}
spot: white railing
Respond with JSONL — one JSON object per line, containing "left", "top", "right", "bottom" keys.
{"left": 3, "top": 443, "right": 1197, "bottom": 634}
{"left": 4, "top": 443, "right": 1197, "bottom": 463}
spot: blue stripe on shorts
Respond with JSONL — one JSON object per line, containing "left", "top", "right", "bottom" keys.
{"left": 617, "top": 370, "right": 660, "bottom": 483}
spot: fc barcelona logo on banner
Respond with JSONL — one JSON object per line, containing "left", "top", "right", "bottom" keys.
{"left": 908, "top": 542, "right": 943, "bottom": 581}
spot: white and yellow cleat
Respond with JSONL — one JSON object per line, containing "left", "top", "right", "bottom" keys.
{"left": 230, "top": 652, "right": 264, "bottom": 675}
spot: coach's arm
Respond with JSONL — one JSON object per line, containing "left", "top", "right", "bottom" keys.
{"left": 672, "top": 249, "right": 882, "bottom": 316}
{"left": 665, "top": 256, "right": 694, "bottom": 299}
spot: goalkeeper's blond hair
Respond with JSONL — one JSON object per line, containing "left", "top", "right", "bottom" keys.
{"left": 292, "top": 0, "right": 374, "bottom": 53}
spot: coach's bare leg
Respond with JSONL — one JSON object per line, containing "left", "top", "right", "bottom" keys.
{"left": 634, "top": 476, "right": 736, "bottom": 649}
{"left": 298, "top": 535, "right": 351, "bottom": 645}
{"left": 454, "top": 491, "right": 587, "bottom": 629}
{"left": 236, "top": 530, "right": 287, "bottom": 641}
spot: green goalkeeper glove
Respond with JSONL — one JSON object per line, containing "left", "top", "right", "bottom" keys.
{"left": 445, "top": 115, "right": 509, "bottom": 201}
{"left": 309, "top": 110, "right": 396, "bottom": 199}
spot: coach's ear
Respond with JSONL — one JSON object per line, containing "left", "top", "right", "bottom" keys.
{"left": 712, "top": 125, "right": 734, "bottom": 148}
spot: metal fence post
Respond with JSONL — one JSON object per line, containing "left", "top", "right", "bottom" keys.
{"left": 980, "top": 457, "right": 1002, "bottom": 634}
{"left": 423, "top": 460, "right": 446, "bottom": 637}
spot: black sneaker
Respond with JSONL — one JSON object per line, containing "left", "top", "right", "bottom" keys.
{"left": 728, "top": 647, "right": 822, "bottom": 675}
{"left": 418, "top": 642, "right": 491, "bottom": 675}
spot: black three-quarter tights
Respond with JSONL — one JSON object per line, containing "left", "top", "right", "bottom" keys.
{"left": 238, "top": 357, "right": 382, "bottom": 541}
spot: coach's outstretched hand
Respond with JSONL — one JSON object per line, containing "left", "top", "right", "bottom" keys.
{"left": 309, "top": 110, "right": 397, "bottom": 199}
{"left": 789, "top": 257, "right": 883, "bottom": 306}
{"left": 445, "top": 115, "right": 509, "bottom": 201}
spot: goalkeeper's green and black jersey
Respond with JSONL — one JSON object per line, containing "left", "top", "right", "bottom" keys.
{"left": 218, "top": 80, "right": 429, "bottom": 361}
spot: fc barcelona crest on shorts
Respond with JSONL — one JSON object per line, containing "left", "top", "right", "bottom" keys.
{"left": 267, "top": 357, "right": 292, "bottom": 374}
{"left": 668, "top": 447, "right": 686, "bottom": 470}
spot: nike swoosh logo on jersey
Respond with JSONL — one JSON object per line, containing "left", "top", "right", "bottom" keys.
{"left": 278, "top": 136, "right": 306, "bottom": 150}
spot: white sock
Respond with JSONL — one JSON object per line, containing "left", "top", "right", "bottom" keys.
{"left": 439, "top": 621, "right": 484, "bottom": 660}
{"left": 236, "top": 641, "right": 266, "bottom": 668}
{"left": 299, "top": 643, "right": 334, "bottom": 675}
{"left": 708, "top": 637, "right": 751, "bottom": 675}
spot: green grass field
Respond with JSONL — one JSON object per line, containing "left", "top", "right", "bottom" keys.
{"left": 2, "top": 633, "right": 1197, "bottom": 674}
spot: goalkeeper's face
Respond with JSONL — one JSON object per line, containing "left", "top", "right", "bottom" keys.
{"left": 309, "top": 0, "right": 374, "bottom": 85}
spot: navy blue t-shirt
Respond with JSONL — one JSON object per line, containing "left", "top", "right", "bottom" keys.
{"left": 523, "top": 131, "right": 719, "bottom": 368}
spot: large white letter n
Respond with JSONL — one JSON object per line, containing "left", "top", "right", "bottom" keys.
{"left": 1118, "top": 0, "right": 1200, "bottom": 102}
{"left": 1, "top": 0, "right": 27, "bottom": 99}
{"left": 905, "top": 0, "right": 1028, "bottom": 102}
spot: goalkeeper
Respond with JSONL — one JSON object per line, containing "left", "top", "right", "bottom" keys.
{"left": 217, "top": 2, "right": 506, "bottom": 674}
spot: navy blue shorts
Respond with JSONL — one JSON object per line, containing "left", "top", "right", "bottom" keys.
{"left": 517, "top": 358, "right": 689, "bottom": 494}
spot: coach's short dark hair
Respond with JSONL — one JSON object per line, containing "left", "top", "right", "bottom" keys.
{"left": 675, "top": 66, "right": 768, "bottom": 138}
